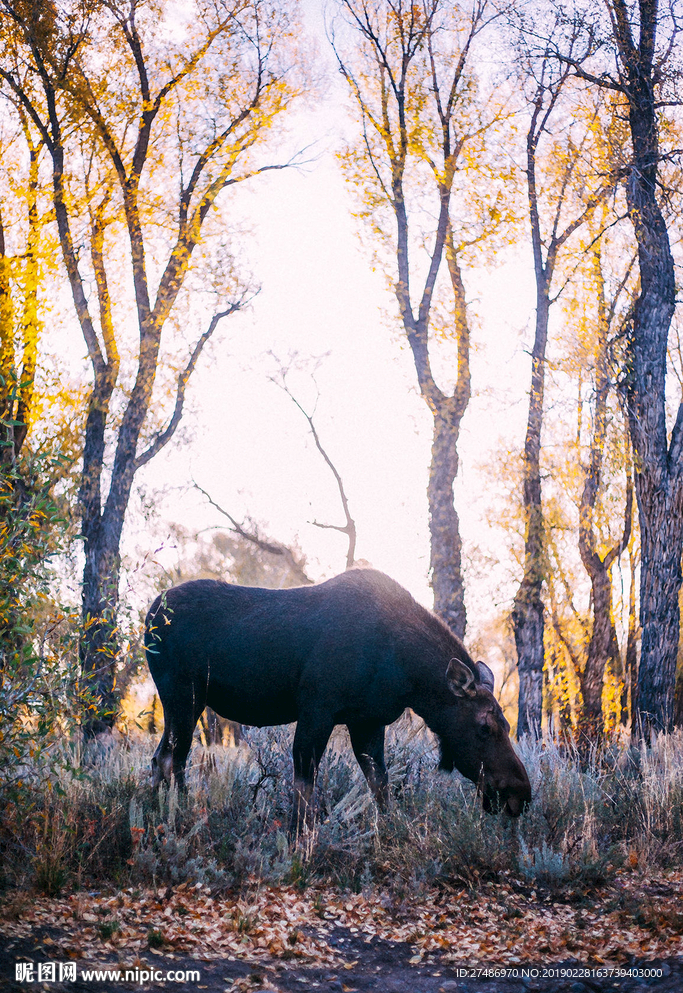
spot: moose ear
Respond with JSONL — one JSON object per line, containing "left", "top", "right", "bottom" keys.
{"left": 475, "top": 660, "right": 495, "bottom": 693}
{"left": 446, "top": 657, "right": 476, "bottom": 698}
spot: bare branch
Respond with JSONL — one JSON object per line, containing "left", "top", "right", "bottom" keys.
{"left": 273, "top": 371, "right": 357, "bottom": 570}
{"left": 192, "top": 481, "right": 312, "bottom": 586}
{"left": 134, "top": 303, "right": 242, "bottom": 471}
{"left": 553, "top": 53, "right": 623, "bottom": 93}
{"left": 604, "top": 473, "right": 633, "bottom": 570}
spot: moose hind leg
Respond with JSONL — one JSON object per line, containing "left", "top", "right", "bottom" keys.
{"left": 290, "top": 716, "right": 334, "bottom": 838}
{"left": 152, "top": 695, "right": 203, "bottom": 789}
{"left": 348, "top": 722, "right": 389, "bottom": 810}
{"left": 151, "top": 726, "right": 173, "bottom": 786}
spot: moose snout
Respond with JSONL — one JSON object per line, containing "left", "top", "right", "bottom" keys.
{"left": 482, "top": 766, "right": 532, "bottom": 817}
{"left": 482, "top": 786, "right": 531, "bottom": 817}
{"left": 502, "top": 768, "right": 532, "bottom": 817}
{"left": 503, "top": 790, "right": 531, "bottom": 817}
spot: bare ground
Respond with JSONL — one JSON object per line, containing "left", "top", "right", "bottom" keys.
{"left": 2, "top": 915, "right": 682, "bottom": 993}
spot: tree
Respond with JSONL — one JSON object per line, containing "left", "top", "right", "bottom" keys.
{"left": 332, "top": 0, "right": 506, "bottom": 638}
{"left": 513, "top": 190, "right": 639, "bottom": 740}
{"left": 0, "top": 109, "right": 48, "bottom": 659}
{"left": 575, "top": 222, "right": 634, "bottom": 738}
{"left": 195, "top": 356, "right": 360, "bottom": 577}
{"left": 512, "top": 29, "right": 612, "bottom": 736}
{"left": 0, "top": 99, "right": 80, "bottom": 767}
{"left": 554, "top": 0, "right": 682, "bottom": 733}
{"left": 0, "top": 109, "right": 44, "bottom": 467}
{"left": 0, "top": 0, "right": 306, "bottom": 730}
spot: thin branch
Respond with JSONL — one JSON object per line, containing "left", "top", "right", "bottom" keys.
{"left": 604, "top": 473, "right": 634, "bottom": 570}
{"left": 192, "top": 481, "right": 312, "bottom": 585}
{"left": 553, "top": 53, "right": 624, "bottom": 93}
{"left": 548, "top": 215, "right": 632, "bottom": 305}
{"left": 134, "top": 303, "right": 242, "bottom": 470}
{"left": 274, "top": 374, "right": 357, "bottom": 570}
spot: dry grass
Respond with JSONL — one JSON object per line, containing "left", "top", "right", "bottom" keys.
{"left": 1, "top": 719, "right": 683, "bottom": 898}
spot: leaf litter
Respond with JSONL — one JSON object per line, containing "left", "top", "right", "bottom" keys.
{"left": 3, "top": 869, "right": 683, "bottom": 976}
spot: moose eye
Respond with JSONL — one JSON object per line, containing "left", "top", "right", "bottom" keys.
{"left": 477, "top": 722, "right": 492, "bottom": 739}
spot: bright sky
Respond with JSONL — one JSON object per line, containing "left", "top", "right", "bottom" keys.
{"left": 134, "top": 1, "right": 537, "bottom": 642}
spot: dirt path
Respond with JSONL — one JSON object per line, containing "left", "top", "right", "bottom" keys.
{"left": 4, "top": 876, "right": 683, "bottom": 993}
{"left": 2, "top": 923, "right": 682, "bottom": 993}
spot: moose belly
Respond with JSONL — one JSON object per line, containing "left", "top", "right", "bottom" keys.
{"left": 205, "top": 666, "right": 299, "bottom": 728}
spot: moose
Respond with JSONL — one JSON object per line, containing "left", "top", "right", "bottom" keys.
{"left": 146, "top": 568, "right": 531, "bottom": 832}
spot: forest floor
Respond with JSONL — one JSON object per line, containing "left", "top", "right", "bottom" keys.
{"left": 2, "top": 871, "right": 683, "bottom": 993}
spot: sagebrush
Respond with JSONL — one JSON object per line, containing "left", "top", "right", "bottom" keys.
{"left": 2, "top": 720, "right": 682, "bottom": 897}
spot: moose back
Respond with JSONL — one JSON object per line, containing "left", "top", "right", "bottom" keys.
{"left": 145, "top": 568, "right": 531, "bottom": 831}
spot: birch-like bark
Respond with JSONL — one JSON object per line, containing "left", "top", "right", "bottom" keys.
{"left": 334, "top": 1, "right": 481, "bottom": 637}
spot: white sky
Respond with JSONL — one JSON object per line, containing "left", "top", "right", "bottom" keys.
{"left": 134, "top": 11, "right": 538, "bottom": 638}
{"left": 32, "top": 0, "right": 680, "bottom": 693}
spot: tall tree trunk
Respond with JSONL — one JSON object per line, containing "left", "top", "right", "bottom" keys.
{"left": 579, "top": 489, "right": 633, "bottom": 736}
{"left": 513, "top": 274, "right": 549, "bottom": 737}
{"left": 634, "top": 514, "right": 682, "bottom": 730}
{"left": 512, "top": 63, "right": 605, "bottom": 735}
{"left": 513, "top": 74, "right": 561, "bottom": 738}
{"left": 673, "top": 589, "right": 683, "bottom": 728}
{"left": 79, "top": 520, "right": 121, "bottom": 733}
{"left": 577, "top": 244, "right": 632, "bottom": 739}
{"left": 400, "top": 227, "right": 471, "bottom": 639}
{"left": 333, "top": 7, "right": 485, "bottom": 639}
{"left": 579, "top": 571, "right": 620, "bottom": 732}
{"left": 76, "top": 196, "right": 121, "bottom": 732}
{"left": 514, "top": 528, "right": 546, "bottom": 736}
{"left": 623, "top": 536, "right": 639, "bottom": 725}
{"left": 428, "top": 402, "right": 466, "bottom": 637}
{"left": 426, "top": 229, "right": 471, "bottom": 637}
{"left": 609, "top": 0, "right": 679, "bottom": 733}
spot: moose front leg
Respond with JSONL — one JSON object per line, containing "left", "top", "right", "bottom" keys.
{"left": 348, "top": 722, "right": 389, "bottom": 810}
{"left": 290, "top": 716, "right": 334, "bottom": 839}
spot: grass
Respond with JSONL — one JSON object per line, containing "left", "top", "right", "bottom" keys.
{"left": 1, "top": 717, "right": 683, "bottom": 898}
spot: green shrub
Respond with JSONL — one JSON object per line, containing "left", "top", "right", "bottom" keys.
{"left": 0, "top": 441, "right": 84, "bottom": 814}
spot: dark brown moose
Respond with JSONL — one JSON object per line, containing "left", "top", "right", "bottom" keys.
{"left": 146, "top": 569, "right": 531, "bottom": 832}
